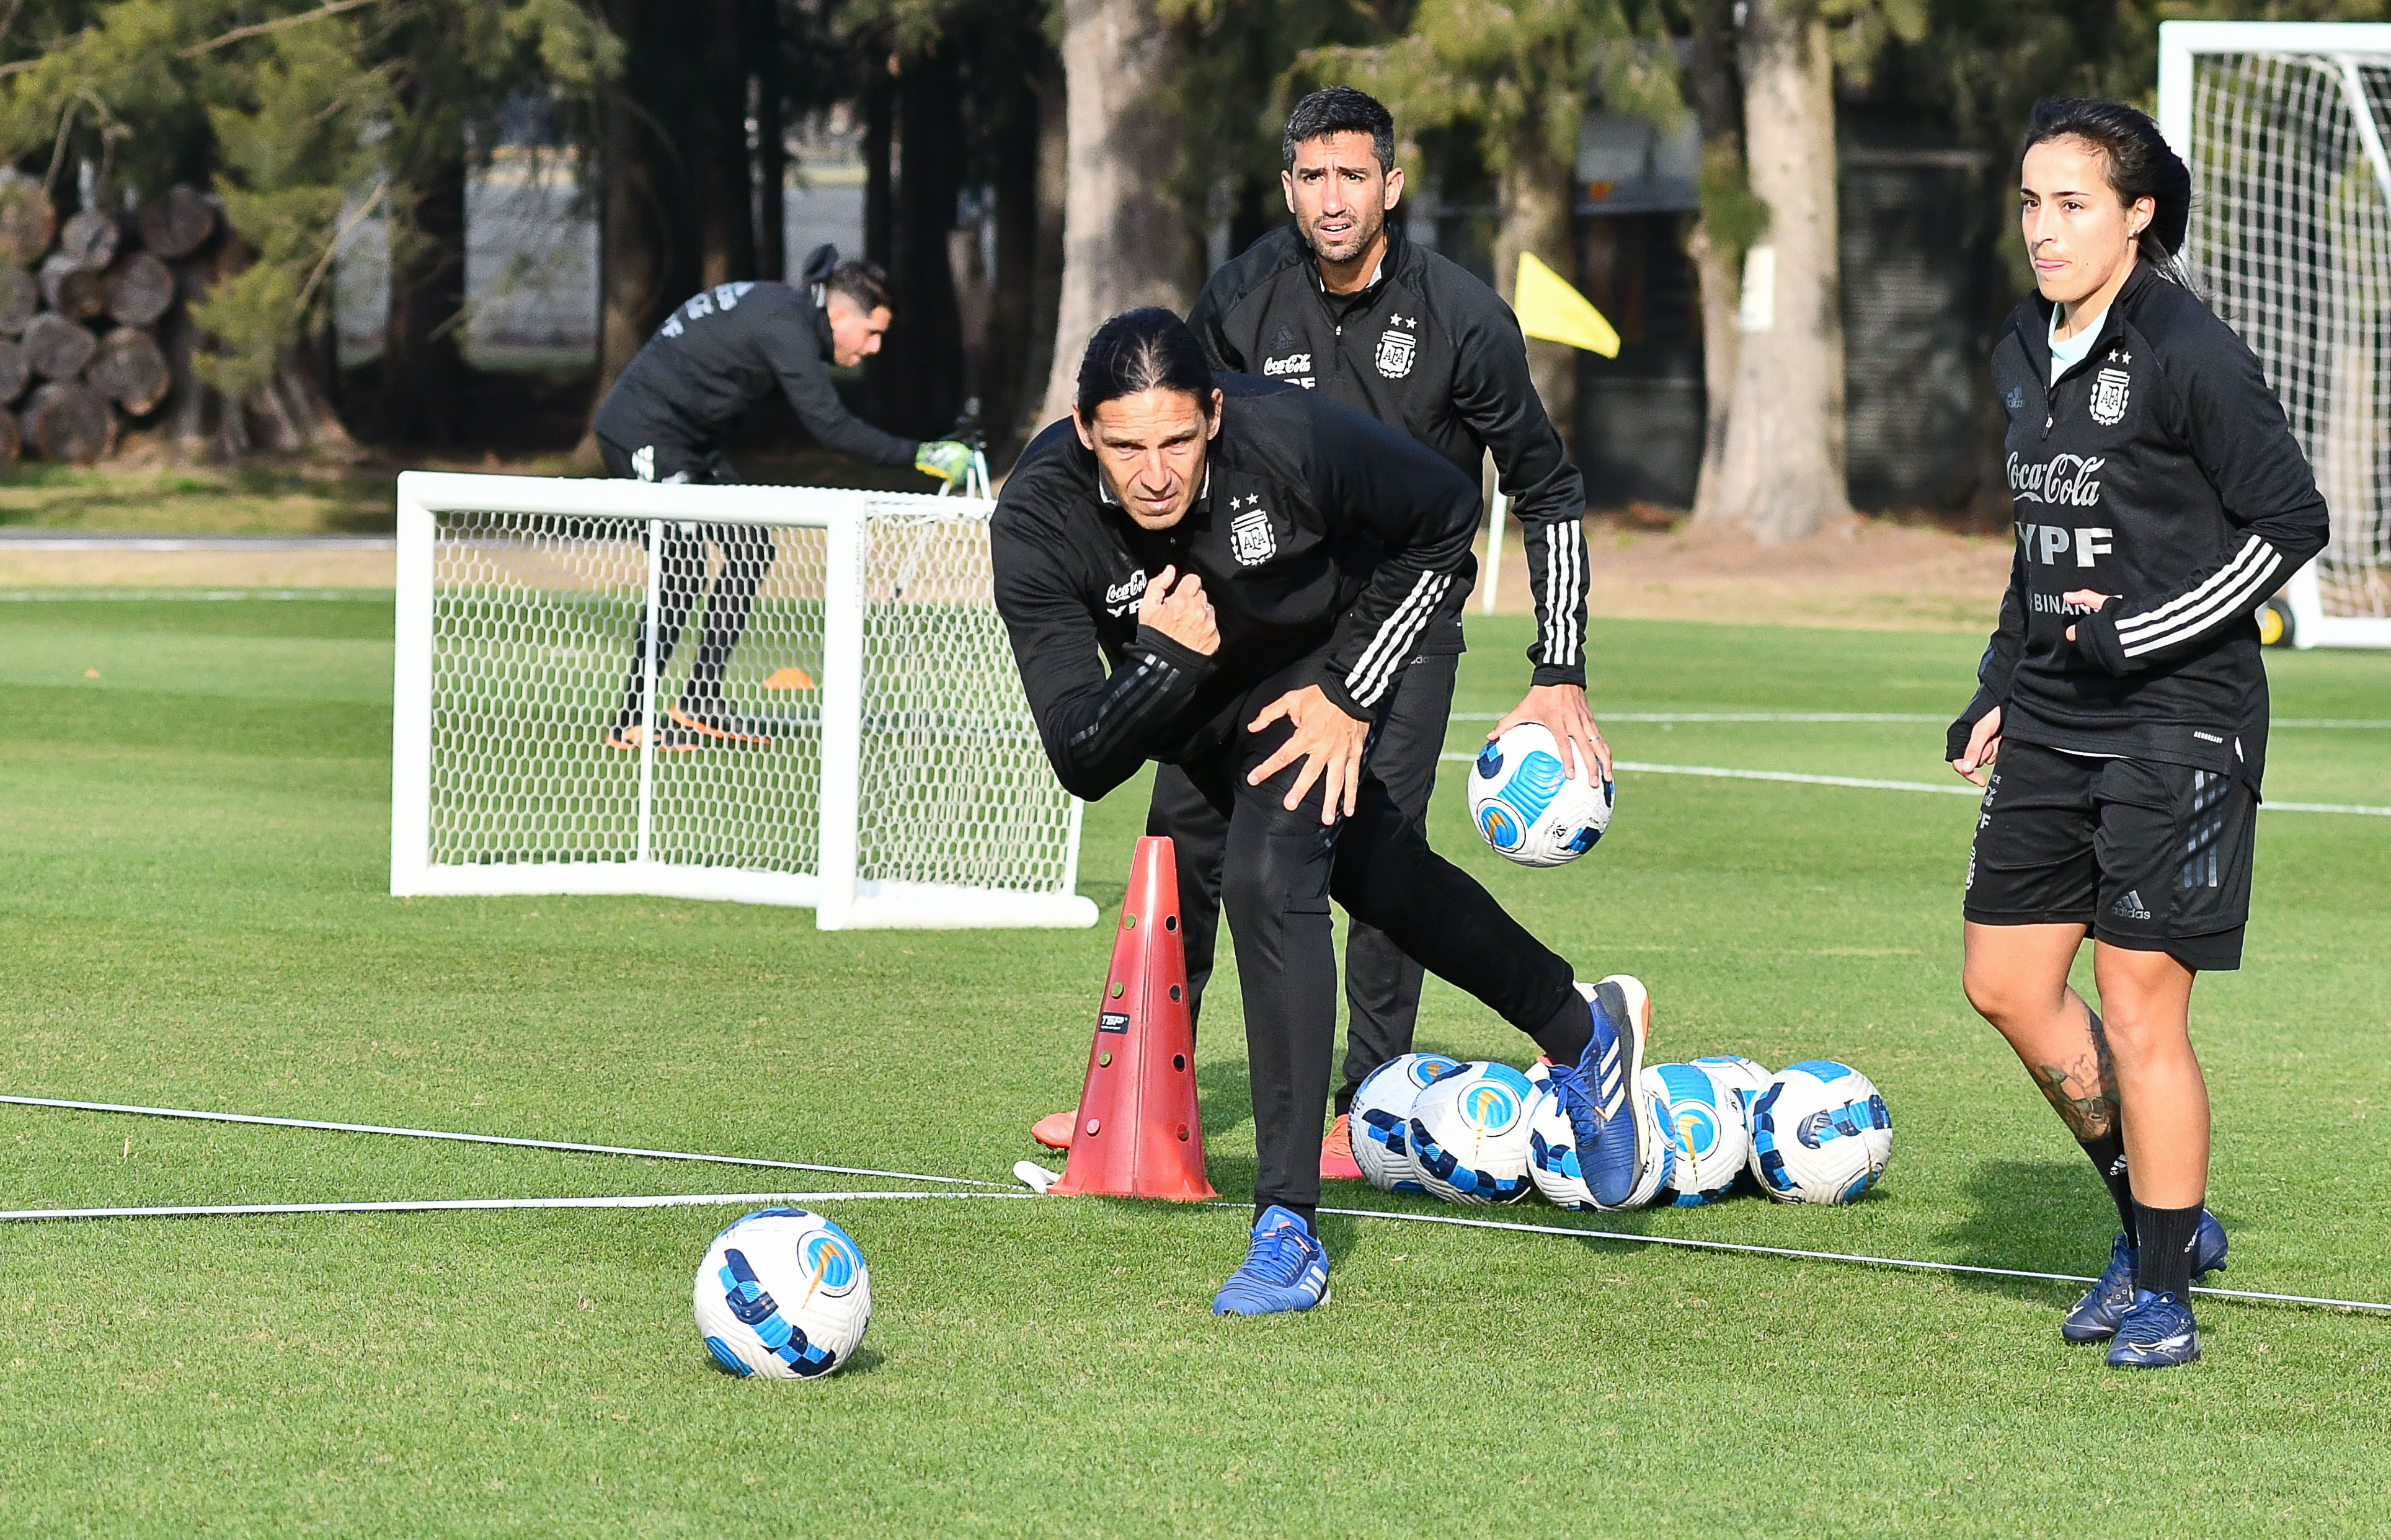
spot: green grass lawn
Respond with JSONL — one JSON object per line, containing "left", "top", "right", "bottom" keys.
{"left": 2, "top": 601, "right": 2387, "bottom": 1535}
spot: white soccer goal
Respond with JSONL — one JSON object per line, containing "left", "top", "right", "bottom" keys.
{"left": 389, "top": 471, "right": 1098, "bottom": 930}
{"left": 2161, "top": 20, "right": 2391, "bottom": 648}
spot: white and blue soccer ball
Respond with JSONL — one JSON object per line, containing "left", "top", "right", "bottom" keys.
{"left": 1747, "top": 1061, "right": 1893, "bottom": 1205}
{"left": 1690, "top": 1055, "right": 1772, "bottom": 1126}
{"left": 1350, "top": 1051, "right": 1464, "bottom": 1193}
{"left": 1408, "top": 1060, "right": 1537, "bottom": 1204}
{"left": 1651, "top": 1062, "right": 1752, "bottom": 1206}
{"left": 1467, "top": 723, "right": 1615, "bottom": 868}
{"left": 693, "top": 1207, "right": 872, "bottom": 1379}
{"left": 1524, "top": 1069, "right": 1674, "bottom": 1211}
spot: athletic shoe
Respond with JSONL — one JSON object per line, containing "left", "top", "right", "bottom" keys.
{"left": 1320, "top": 1113, "right": 1363, "bottom": 1181}
{"left": 1211, "top": 1206, "right": 1331, "bottom": 1316}
{"left": 1556, "top": 975, "right": 1652, "bottom": 1210}
{"left": 2061, "top": 1211, "right": 2229, "bottom": 1344}
{"left": 1030, "top": 1110, "right": 1075, "bottom": 1150}
{"left": 605, "top": 720, "right": 697, "bottom": 752}
{"left": 2105, "top": 1289, "right": 2201, "bottom": 1368}
{"left": 669, "top": 702, "right": 773, "bottom": 745}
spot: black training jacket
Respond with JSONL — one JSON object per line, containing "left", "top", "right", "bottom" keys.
{"left": 990, "top": 374, "right": 1481, "bottom": 802}
{"left": 591, "top": 280, "right": 917, "bottom": 467}
{"left": 1186, "top": 225, "right": 1589, "bottom": 688}
{"left": 1950, "top": 262, "right": 2329, "bottom": 789}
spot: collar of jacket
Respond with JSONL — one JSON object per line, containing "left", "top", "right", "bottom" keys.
{"left": 2020, "top": 259, "right": 2165, "bottom": 385}
{"left": 807, "top": 296, "right": 836, "bottom": 362}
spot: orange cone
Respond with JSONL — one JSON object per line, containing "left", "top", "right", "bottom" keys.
{"left": 1050, "top": 836, "right": 1217, "bottom": 1201}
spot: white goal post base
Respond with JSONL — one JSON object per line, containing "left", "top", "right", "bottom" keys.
{"left": 2160, "top": 20, "right": 2391, "bottom": 648}
{"left": 391, "top": 471, "right": 1098, "bottom": 931}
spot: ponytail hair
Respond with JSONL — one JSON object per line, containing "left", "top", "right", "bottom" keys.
{"left": 2024, "top": 98, "right": 2194, "bottom": 285}
{"left": 1074, "top": 308, "right": 1217, "bottom": 420}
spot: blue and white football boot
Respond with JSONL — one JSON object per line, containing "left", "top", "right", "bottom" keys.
{"left": 1552, "top": 975, "right": 1654, "bottom": 1211}
{"left": 1211, "top": 1205, "right": 1331, "bottom": 1316}
{"left": 2105, "top": 1289, "right": 2201, "bottom": 1368}
{"left": 2061, "top": 1210, "right": 2228, "bottom": 1344}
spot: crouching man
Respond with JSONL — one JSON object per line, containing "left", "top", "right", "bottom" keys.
{"left": 990, "top": 308, "right": 1659, "bottom": 1315}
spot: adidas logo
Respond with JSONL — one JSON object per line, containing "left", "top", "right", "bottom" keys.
{"left": 2109, "top": 890, "right": 2152, "bottom": 921}
{"left": 2108, "top": 1154, "right": 2129, "bottom": 1177}
{"left": 1272, "top": 325, "right": 1295, "bottom": 349}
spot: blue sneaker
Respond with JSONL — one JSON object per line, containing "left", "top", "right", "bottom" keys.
{"left": 2061, "top": 1211, "right": 2229, "bottom": 1344}
{"left": 1211, "top": 1206, "right": 1331, "bottom": 1316}
{"left": 1555, "top": 975, "right": 1652, "bottom": 1210}
{"left": 2106, "top": 1289, "right": 2201, "bottom": 1368}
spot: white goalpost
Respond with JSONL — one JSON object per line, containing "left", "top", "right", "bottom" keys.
{"left": 2160, "top": 20, "right": 2391, "bottom": 647}
{"left": 389, "top": 471, "right": 1098, "bottom": 930}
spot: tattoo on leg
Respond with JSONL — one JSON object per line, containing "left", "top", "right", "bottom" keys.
{"left": 2032, "top": 1055, "right": 2118, "bottom": 1140}
{"left": 2086, "top": 1009, "right": 2123, "bottom": 1109}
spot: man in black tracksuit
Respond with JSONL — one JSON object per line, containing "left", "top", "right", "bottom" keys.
{"left": 993, "top": 309, "right": 1646, "bottom": 1311}
{"left": 1169, "top": 89, "right": 1601, "bottom": 1139}
{"left": 591, "top": 247, "right": 973, "bottom": 748}
{"left": 1951, "top": 258, "right": 2329, "bottom": 968}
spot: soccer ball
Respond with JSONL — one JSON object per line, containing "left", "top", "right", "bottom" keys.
{"left": 1408, "top": 1060, "right": 1537, "bottom": 1204}
{"left": 1524, "top": 1071, "right": 1674, "bottom": 1211}
{"left": 693, "top": 1207, "right": 872, "bottom": 1379}
{"left": 1350, "top": 1051, "right": 1464, "bottom": 1193}
{"left": 1467, "top": 724, "right": 1614, "bottom": 867}
{"left": 1747, "top": 1061, "right": 1893, "bottom": 1205}
{"left": 1689, "top": 1054, "right": 1772, "bottom": 1125}
{"left": 1651, "top": 1062, "right": 1752, "bottom": 1206}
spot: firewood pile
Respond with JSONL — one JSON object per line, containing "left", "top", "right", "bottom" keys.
{"left": 0, "top": 172, "right": 211, "bottom": 466}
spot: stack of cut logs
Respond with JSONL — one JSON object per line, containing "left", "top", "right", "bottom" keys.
{"left": 0, "top": 170, "right": 210, "bottom": 466}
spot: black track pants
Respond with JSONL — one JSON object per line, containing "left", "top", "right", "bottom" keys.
{"left": 596, "top": 436, "right": 772, "bottom": 722}
{"left": 1178, "top": 655, "right": 1577, "bottom": 1216}
{"left": 1147, "top": 652, "right": 1456, "bottom": 1112}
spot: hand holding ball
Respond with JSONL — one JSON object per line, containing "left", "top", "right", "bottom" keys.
{"left": 1469, "top": 722, "right": 1613, "bottom": 867}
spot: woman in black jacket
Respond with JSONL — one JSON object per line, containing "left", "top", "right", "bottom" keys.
{"left": 1948, "top": 99, "right": 2328, "bottom": 1370}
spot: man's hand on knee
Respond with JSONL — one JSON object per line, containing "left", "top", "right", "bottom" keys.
{"left": 1246, "top": 685, "right": 1369, "bottom": 824}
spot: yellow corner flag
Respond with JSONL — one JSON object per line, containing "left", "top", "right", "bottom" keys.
{"left": 1514, "top": 250, "right": 1620, "bottom": 358}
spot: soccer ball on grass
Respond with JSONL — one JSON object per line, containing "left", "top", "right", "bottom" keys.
{"left": 1650, "top": 1061, "right": 1751, "bottom": 1206}
{"left": 1349, "top": 1051, "right": 1463, "bottom": 1193}
{"left": 694, "top": 1207, "right": 872, "bottom": 1379}
{"left": 1408, "top": 1060, "right": 1537, "bottom": 1204}
{"left": 1747, "top": 1061, "right": 1892, "bottom": 1205}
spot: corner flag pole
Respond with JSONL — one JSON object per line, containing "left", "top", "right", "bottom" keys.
{"left": 1489, "top": 252, "right": 1620, "bottom": 617}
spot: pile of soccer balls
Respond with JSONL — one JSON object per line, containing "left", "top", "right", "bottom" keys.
{"left": 1351, "top": 1050, "right": 1892, "bottom": 1211}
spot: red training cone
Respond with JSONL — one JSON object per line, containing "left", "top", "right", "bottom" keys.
{"left": 1050, "top": 836, "right": 1217, "bottom": 1201}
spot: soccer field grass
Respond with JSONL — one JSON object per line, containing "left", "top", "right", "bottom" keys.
{"left": 2, "top": 596, "right": 2387, "bottom": 1535}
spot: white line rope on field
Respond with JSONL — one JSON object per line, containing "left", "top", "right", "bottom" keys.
{"left": 1448, "top": 711, "right": 2391, "bottom": 728}
{"left": 0, "top": 589, "right": 380, "bottom": 602}
{"left": 1435, "top": 754, "right": 2391, "bottom": 816}
{"left": 0, "top": 1095, "right": 1002, "bottom": 1187}
{"left": 0, "top": 1190, "right": 1037, "bottom": 1224}
{"left": 1311, "top": 1205, "right": 2391, "bottom": 1315}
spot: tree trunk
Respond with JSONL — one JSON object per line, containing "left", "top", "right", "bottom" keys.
{"left": 750, "top": 0, "right": 784, "bottom": 283}
{"left": 1685, "top": 0, "right": 1746, "bottom": 524}
{"left": 274, "top": 342, "right": 362, "bottom": 459}
{"left": 590, "top": 0, "right": 699, "bottom": 437}
{"left": 1016, "top": 46, "right": 1069, "bottom": 444}
{"left": 885, "top": 45, "right": 964, "bottom": 438}
{"left": 1705, "top": 0, "right": 1851, "bottom": 543}
{"left": 381, "top": 145, "right": 468, "bottom": 446}
{"left": 863, "top": 72, "right": 894, "bottom": 268}
{"left": 1039, "top": 0, "right": 1195, "bottom": 426}
{"left": 1493, "top": 133, "right": 1579, "bottom": 456}
{"left": 697, "top": 0, "right": 755, "bottom": 290}
{"left": 983, "top": 34, "right": 1047, "bottom": 453}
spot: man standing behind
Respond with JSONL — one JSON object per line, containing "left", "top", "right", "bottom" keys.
{"left": 593, "top": 245, "right": 975, "bottom": 750}
{"left": 1032, "top": 87, "right": 1610, "bottom": 1172}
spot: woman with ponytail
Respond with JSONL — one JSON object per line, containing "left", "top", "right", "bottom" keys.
{"left": 1947, "top": 99, "right": 2330, "bottom": 1368}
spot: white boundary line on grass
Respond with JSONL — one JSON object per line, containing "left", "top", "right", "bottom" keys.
{"left": 0, "top": 588, "right": 381, "bottom": 602}
{"left": 1437, "top": 753, "right": 2391, "bottom": 816}
{"left": 1450, "top": 711, "right": 2391, "bottom": 728}
{"left": 0, "top": 1094, "right": 1003, "bottom": 1187}
{"left": 0, "top": 1190, "right": 1035, "bottom": 1223}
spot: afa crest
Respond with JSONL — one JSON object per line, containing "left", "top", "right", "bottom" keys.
{"left": 1375, "top": 326, "right": 1417, "bottom": 379}
{"left": 1230, "top": 504, "right": 1276, "bottom": 565}
{"left": 2090, "top": 366, "right": 2131, "bottom": 426}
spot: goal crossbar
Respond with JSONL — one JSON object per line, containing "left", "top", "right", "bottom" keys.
{"left": 2160, "top": 20, "right": 2391, "bottom": 647}
{"left": 391, "top": 471, "right": 1096, "bottom": 930}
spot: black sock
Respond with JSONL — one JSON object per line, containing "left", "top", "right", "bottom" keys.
{"left": 2078, "top": 1130, "right": 2137, "bottom": 1245}
{"left": 2132, "top": 1201, "right": 2202, "bottom": 1298}
{"left": 1257, "top": 1201, "right": 1316, "bottom": 1234}
{"left": 1529, "top": 991, "right": 1595, "bottom": 1067}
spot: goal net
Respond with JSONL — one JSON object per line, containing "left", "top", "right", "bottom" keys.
{"left": 390, "top": 471, "right": 1097, "bottom": 929}
{"left": 2162, "top": 20, "right": 2391, "bottom": 647}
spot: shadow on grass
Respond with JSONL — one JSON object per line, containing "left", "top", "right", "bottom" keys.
{"left": 1935, "top": 1156, "right": 2118, "bottom": 1304}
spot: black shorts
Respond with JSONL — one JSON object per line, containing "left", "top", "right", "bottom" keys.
{"left": 594, "top": 434, "right": 737, "bottom": 485}
{"left": 1963, "top": 739, "right": 2255, "bottom": 971}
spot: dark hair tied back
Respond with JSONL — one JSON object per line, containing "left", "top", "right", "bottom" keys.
{"left": 2024, "top": 99, "right": 2193, "bottom": 282}
{"left": 1074, "top": 308, "right": 1216, "bottom": 419}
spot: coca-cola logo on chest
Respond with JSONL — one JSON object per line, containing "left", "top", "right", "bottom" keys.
{"left": 2007, "top": 452, "right": 2105, "bottom": 508}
